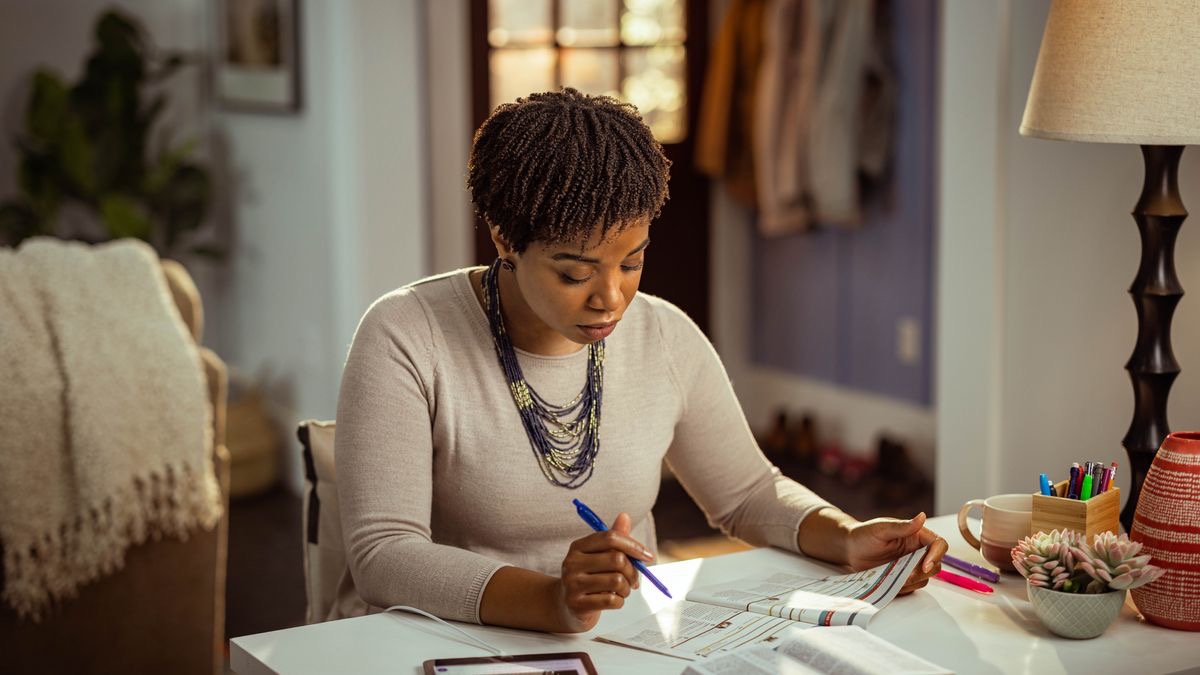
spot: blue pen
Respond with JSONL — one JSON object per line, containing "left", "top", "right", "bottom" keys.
{"left": 572, "top": 499, "right": 672, "bottom": 598}
{"left": 1039, "top": 473, "right": 1054, "bottom": 496}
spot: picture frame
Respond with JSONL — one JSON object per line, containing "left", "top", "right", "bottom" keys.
{"left": 214, "top": 0, "right": 302, "bottom": 113}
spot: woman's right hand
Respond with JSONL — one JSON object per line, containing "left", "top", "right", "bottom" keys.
{"left": 554, "top": 512, "right": 652, "bottom": 632}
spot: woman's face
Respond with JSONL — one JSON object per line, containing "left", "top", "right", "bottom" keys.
{"left": 504, "top": 219, "right": 650, "bottom": 348}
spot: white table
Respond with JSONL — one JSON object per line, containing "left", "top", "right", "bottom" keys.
{"left": 230, "top": 515, "right": 1200, "bottom": 674}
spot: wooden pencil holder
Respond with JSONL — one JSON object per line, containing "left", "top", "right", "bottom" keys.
{"left": 1030, "top": 480, "right": 1120, "bottom": 538}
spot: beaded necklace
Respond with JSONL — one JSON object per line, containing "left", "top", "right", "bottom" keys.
{"left": 481, "top": 258, "right": 604, "bottom": 488}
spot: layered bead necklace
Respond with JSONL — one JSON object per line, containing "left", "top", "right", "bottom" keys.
{"left": 481, "top": 258, "right": 604, "bottom": 488}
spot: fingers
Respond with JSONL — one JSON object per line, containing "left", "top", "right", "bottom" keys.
{"left": 899, "top": 555, "right": 942, "bottom": 596}
{"left": 920, "top": 534, "right": 949, "bottom": 573}
{"left": 558, "top": 513, "right": 655, "bottom": 626}
{"left": 870, "top": 513, "right": 926, "bottom": 544}
{"left": 560, "top": 555, "right": 637, "bottom": 615}
{"left": 898, "top": 574, "right": 932, "bottom": 595}
{"left": 565, "top": 589, "right": 626, "bottom": 612}
{"left": 574, "top": 525, "right": 653, "bottom": 563}
{"left": 612, "top": 511, "right": 633, "bottom": 534}
{"left": 570, "top": 571, "right": 633, "bottom": 597}
{"left": 897, "top": 509, "right": 921, "bottom": 535}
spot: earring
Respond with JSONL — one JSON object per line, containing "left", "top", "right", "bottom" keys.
{"left": 500, "top": 257, "right": 516, "bottom": 271}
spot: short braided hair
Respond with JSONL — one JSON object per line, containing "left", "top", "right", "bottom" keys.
{"left": 467, "top": 88, "right": 671, "bottom": 253}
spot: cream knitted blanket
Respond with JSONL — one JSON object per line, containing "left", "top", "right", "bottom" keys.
{"left": 0, "top": 238, "right": 222, "bottom": 620}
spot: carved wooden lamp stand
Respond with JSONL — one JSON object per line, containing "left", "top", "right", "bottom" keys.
{"left": 1019, "top": 0, "right": 1200, "bottom": 531}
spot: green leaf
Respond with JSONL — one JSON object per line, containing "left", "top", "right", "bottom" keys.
{"left": 100, "top": 193, "right": 152, "bottom": 240}
{"left": 26, "top": 69, "right": 69, "bottom": 143}
{"left": 145, "top": 138, "right": 198, "bottom": 195}
{"left": 95, "top": 11, "right": 146, "bottom": 61}
{"left": 58, "top": 115, "right": 97, "bottom": 196}
{"left": 17, "top": 151, "right": 62, "bottom": 211}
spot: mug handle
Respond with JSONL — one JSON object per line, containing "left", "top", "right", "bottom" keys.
{"left": 957, "top": 499, "right": 985, "bottom": 550}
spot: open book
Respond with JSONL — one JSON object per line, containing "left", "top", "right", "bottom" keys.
{"left": 597, "top": 547, "right": 925, "bottom": 660}
{"left": 682, "top": 626, "right": 951, "bottom": 675}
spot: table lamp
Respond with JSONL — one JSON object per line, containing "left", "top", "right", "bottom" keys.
{"left": 1019, "top": 0, "right": 1200, "bottom": 531}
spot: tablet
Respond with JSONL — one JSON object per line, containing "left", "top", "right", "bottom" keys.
{"left": 422, "top": 651, "right": 597, "bottom": 675}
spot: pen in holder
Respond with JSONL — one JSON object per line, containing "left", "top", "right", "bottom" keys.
{"left": 1030, "top": 480, "right": 1120, "bottom": 538}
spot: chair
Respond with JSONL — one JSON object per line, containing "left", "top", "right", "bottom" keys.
{"left": 0, "top": 259, "right": 230, "bottom": 675}
{"left": 297, "top": 420, "right": 345, "bottom": 624}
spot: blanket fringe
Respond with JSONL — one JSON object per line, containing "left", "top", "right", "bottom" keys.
{"left": 2, "top": 460, "right": 222, "bottom": 621}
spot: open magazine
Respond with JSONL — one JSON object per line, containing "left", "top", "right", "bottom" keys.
{"left": 597, "top": 547, "right": 925, "bottom": 660}
{"left": 682, "top": 626, "right": 951, "bottom": 675}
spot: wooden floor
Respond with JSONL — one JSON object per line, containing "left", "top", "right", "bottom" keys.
{"left": 224, "top": 458, "right": 933, "bottom": 641}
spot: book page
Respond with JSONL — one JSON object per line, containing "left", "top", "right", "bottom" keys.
{"left": 681, "top": 644, "right": 823, "bottom": 675}
{"left": 686, "top": 547, "right": 926, "bottom": 627}
{"left": 683, "top": 626, "right": 950, "bottom": 675}
{"left": 775, "top": 626, "right": 951, "bottom": 675}
{"left": 595, "top": 600, "right": 809, "bottom": 660}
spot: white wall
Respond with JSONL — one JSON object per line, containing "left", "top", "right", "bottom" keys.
{"left": 426, "top": 1, "right": 475, "bottom": 272}
{"left": 936, "top": 0, "right": 1200, "bottom": 515}
{"left": 208, "top": 0, "right": 429, "bottom": 492}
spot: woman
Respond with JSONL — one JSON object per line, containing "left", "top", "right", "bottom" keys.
{"left": 334, "top": 88, "right": 946, "bottom": 632}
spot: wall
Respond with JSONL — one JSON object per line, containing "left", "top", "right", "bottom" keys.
{"left": 426, "top": 2, "right": 476, "bottom": 273}
{"left": 936, "top": 0, "right": 1200, "bottom": 514}
{"left": 0, "top": 0, "right": 431, "bottom": 494}
{"left": 207, "top": 0, "right": 429, "bottom": 492}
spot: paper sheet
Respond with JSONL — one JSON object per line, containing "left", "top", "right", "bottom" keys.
{"left": 686, "top": 547, "right": 926, "bottom": 627}
{"left": 595, "top": 600, "right": 809, "bottom": 660}
{"left": 596, "top": 548, "right": 928, "bottom": 660}
{"left": 682, "top": 626, "right": 952, "bottom": 675}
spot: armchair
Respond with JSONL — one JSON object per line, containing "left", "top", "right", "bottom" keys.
{"left": 0, "top": 259, "right": 231, "bottom": 675}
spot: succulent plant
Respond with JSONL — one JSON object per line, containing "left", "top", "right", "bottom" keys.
{"left": 1012, "top": 529, "right": 1081, "bottom": 590}
{"left": 1071, "top": 531, "right": 1166, "bottom": 592}
{"left": 1014, "top": 529, "right": 1168, "bottom": 593}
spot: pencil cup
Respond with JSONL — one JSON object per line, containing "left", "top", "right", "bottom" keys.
{"left": 1030, "top": 481, "right": 1120, "bottom": 539}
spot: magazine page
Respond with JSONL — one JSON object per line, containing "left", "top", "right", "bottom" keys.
{"left": 595, "top": 600, "right": 807, "bottom": 660}
{"left": 682, "top": 626, "right": 951, "bottom": 675}
{"left": 685, "top": 547, "right": 927, "bottom": 627}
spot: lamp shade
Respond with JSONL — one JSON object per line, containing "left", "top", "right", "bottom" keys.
{"left": 1020, "top": 0, "right": 1200, "bottom": 144}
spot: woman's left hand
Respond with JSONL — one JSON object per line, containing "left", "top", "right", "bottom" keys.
{"left": 845, "top": 512, "right": 947, "bottom": 595}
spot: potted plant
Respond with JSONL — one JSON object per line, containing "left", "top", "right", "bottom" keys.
{"left": 0, "top": 10, "right": 216, "bottom": 258}
{"left": 1012, "top": 529, "right": 1165, "bottom": 639}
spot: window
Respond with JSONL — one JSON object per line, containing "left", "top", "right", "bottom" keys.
{"left": 485, "top": 0, "right": 687, "bottom": 143}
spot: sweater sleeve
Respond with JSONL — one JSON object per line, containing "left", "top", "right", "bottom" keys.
{"left": 654, "top": 300, "right": 834, "bottom": 553}
{"left": 335, "top": 291, "right": 506, "bottom": 623}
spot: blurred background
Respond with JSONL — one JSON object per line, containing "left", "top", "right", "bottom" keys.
{"left": 3, "top": 0, "right": 1200, "bottom": 654}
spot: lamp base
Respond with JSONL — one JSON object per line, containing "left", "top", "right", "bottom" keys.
{"left": 1121, "top": 145, "right": 1186, "bottom": 532}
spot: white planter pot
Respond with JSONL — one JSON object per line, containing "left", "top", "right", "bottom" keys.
{"left": 1027, "top": 580, "right": 1126, "bottom": 639}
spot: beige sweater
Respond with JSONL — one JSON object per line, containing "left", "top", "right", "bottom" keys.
{"left": 333, "top": 268, "right": 832, "bottom": 623}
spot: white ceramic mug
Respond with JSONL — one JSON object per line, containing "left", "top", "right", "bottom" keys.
{"left": 957, "top": 493, "right": 1033, "bottom": 572}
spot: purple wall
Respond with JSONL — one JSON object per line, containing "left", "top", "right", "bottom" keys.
{"left": 751, "top": 1, "right": 936, "bottom": 406}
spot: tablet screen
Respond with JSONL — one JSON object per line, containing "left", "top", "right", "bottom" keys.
{"left": 423, "top": 651, "right": 597, "bottom": 675}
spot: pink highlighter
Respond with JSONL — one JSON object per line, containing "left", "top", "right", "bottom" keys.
{"left": 935, "top": 569, "right": 994, "bottom": 595}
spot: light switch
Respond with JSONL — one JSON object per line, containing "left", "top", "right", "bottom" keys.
{"left": 897, "top": 317, "right": 921, "bottom": 366}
